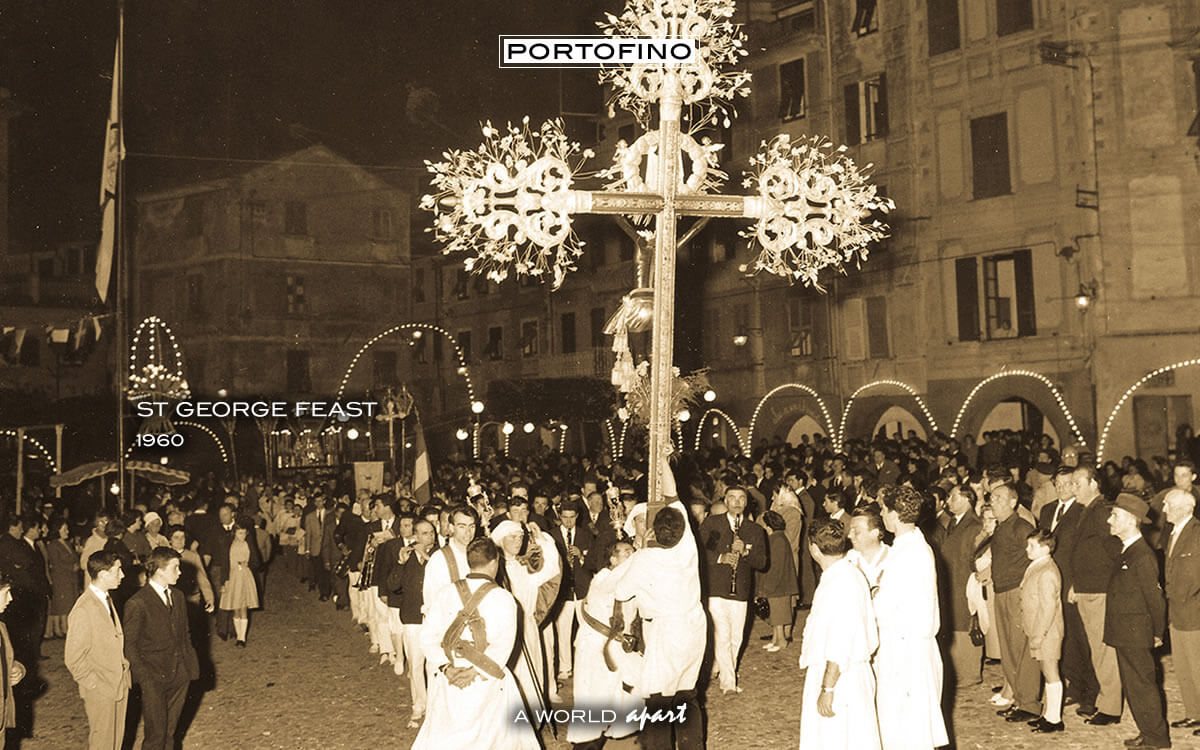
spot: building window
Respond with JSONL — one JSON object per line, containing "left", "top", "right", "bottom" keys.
{"left": 37, "top": 258, "right": 54, "bottom": 278}
{"left": 996, "top": 0, "right": 1033, "bottom": 36}
{"left": 928, "top": 0, "right": 961, "bottom": 56}
{"left": 970, "top": 113, "right": 1011, "bottom": 199}
{"left": 954, "top": 257, "right": 981, "bottom": 341}
{"left": 286, "top": 275, "right": 307, "bottom": 315}
{"left": 786, "top": 295, "right": 813, "bottom": 357}
{"left": 413, "top": 334, "right": 428, "bottom": 364}
{"left": 866, "top": 295, "right": 889, "bottom": 358}
{"left": 371, "top": 208, "right": 394, "bottom": 240}
{"left": 453, "top": 269, "right": 469, "bottom": 299}
{"left": 520, "top": 320, "right": 539, "bottom": 357}
{"left": 19, "top": 337, "right": 40, "bottom": 367}
{"left": 183, "top": 195, "right": 204, "bottom": 237}
{"left": 413, "top": 267, "right": 425, "bottom": 303}
{"left": 485, "top": 326, "right": 503, "bottom": 361}
{"left": 284, "top": 201, "right": 307, "bottom": 236}
{"left": 844, "top": 74, "right": 888, "bottom": 144}
{"left": 779, "top": 58, "right": 807, "bottom": 121}
{"left": 561, "top": 312, "right": 577, "bottom": 354}
{"left": 590, "top": 307, "right": 606, "bottom": 348}
{"left": 473, "top": 275, "right": 489, "bottom": 296}
{"left": 187, "top": 276, "right": 205, "bottom": 318}
{"left": 373, "top": 350, "right": 397, "bottom": 386}
{"left": 982, "top": 249, "right": 1035, "bottom": 338}
{"left": 456, "top": 330, "right": 472, "bottom": 363}
{"left": 851, "top": 0, "right": 878, "bottom": 36}
{"left": 286, "top": 350, "right": 312, "bottom": 392}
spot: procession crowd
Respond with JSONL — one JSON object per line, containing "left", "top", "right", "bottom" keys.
{"left": 0, "top": 423, "right": 1199, "bottom": 749}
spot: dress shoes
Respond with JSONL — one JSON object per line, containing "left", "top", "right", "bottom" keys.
{"left": 1170, "top": 718, "right": 1200, "bottom": 728}
{"left": 1031, "top": 718, "right": 1065, "bottom": 733}
{"left": 1005, "top": 709, "right": 1040, "bottom": 723}
{"left": 1123, "top": 735, "right": 1171, "bottom": 749}
{"left": 1076, "top": 705, "right": 1098, "bottom": 718}
{"left": 1085, "top": 712, "right": 1121, "bottom": 726}
{"left": 996, "top": 706, "right": 1016, "bottom": 717}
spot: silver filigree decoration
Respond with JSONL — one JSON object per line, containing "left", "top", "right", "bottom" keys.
{"left": 597, "top": 0, "right": 751, "bottom": 130}
{"left": 420, "top": 118, "right": 595, "bottom": 289}
{"left": 601, "top": 130, "right": 727, "bottom": 197}
{"left": 741, "top": 135, "right": 894, "bottom": 289}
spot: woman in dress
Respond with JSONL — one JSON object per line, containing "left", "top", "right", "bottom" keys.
{"left": 219, "top": 517, "right": 261, "bottom": 647}
{"left": 44, "top": 519, "right": 79, "bottom": 639}
{"left": 757, "top": 510, "right": 798, "bottom": 652}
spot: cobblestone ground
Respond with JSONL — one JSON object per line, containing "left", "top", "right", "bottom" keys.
{"left": 15, "top": 568, "right": 1200, "bottom": 749}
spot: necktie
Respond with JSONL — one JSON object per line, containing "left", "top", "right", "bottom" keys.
{"left": 567, "top": 527, "right": 574, "bottom": 546}
{"left": 1170, "top": 527, "right": 1182, "bottom": 558}
{"left": 107, "top": 595, "right": 118, "bottom": 626}
{"left": 733, "top": 515, "right": 742, "bottom": 534}
{"left": 946, "top": 516, "right": 958, "bottom": 535}
{"left": 164, "top": 588, "right": 173, "bottom": 609}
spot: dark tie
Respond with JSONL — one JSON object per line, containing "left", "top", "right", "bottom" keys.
{"left": 164, "top": 588, "right": 173, "bottom": 609}
{"left": 1052, "top": 502, "right": 1066, "bottom": 531}
{"left": 946, "top": 516, "right": 958, "bottom": 535}
{"left": 567, "top": 527, "right": 574, "bottom": 546}
{"left": 107, "top": 595, "right": 118, "bottom": 626}
{"left": 733, "top": 515, "right": 742, "bottom": 534}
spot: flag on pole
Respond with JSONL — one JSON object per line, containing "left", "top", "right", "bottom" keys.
{"left": 95, "top": 41, "right": 123, "bottom": 303}
{"left": 412, "top": 416, "right": 432, "bottom": 505}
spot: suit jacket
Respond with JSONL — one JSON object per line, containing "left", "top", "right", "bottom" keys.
{"left": 933, "top": 508, "right": 984, "bottom": 631}
{"left": 1037, "top": 498, "right": 1086, "bottom": 590}
{"left": 555, "top": 522, "right": 601, "bottom": 600}
{"left": 0, "top": 535, "right": 50, "bottom": 600}
{"left": 699, "top": 512, "right": 768, "bottom": 601}
{"left": 0, "top": 623, "right": 13, "bottom": 729}
{"left": 320, "top": 516, "right": 340, "bottom": 566}
{"left": 1103, "top": 538, "right": 1167, "bottom": 649}
{"left": 336, "top": 513, "right": 369, "bottom": 570}
{"left": 123, "top": 583, "right": 200, "bottom": 688}
{"left": 1071, "top": 497, "right": 1121, "bottom": 594}
{"left": 304, "top": 508, "right": 331, "bottom": 558}
{"left": 385, "top": 552, "right": 428, "bottom": 625}
{"left": 373, "top": 537, "right": 406, "bottom": 608}
{"left": 1164, "top": 519, "right": 1200, "bottom": 630}
{"left": 64, "top": 589, "right": 131, "bottom": 698}
{"left": 871, "top": 459, "right": 901, "bottom": 487}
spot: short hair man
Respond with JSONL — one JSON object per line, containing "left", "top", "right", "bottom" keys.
{"left": 65, "top": 551, "right": 131, "bottom": 750}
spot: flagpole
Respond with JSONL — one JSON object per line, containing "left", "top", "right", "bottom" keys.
{"left": 115, "top": 0, "right": 128, "bottom": 509}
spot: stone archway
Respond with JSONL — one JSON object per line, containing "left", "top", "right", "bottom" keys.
{"left": 784, "top": 415, "right": 825, "bottom": 446}
{"left": 871, "top": 405, "right": 928, "bottom": 441}
{"left": 951, "top": 372, "right": 1083, "bottom": 450}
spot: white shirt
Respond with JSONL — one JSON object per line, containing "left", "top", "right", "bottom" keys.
{"left": 1121, "top": 534, "right": 1141, "bottom": 553}
{"left": 1169, "top": 518, "right": 1190, "bottom": 554}
{"left": 148, "top": 579, "right": 173, "bottom": 608}
{"left": 1051, "top": 498, "right": 1075, "bottom": 530}
{"left": 89, "top": 583, "right": 110, "bottom": 607}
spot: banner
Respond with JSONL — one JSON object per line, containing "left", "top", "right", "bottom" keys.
{"left": 95, "top": 41, "right": 123, "bottom": 303}
{"left": 354, "top": 461, "right": 385, "bottom": 496}
{"left": 412, "top": 417, "right": 432, "bottom": 505}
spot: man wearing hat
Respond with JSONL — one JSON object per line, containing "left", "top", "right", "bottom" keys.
{"left": 1105, "top": 493, "right": 1169, "bottom": 749}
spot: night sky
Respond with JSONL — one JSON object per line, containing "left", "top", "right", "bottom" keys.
{"left": 2, "top": 0, "right": 612, "bottom": 252}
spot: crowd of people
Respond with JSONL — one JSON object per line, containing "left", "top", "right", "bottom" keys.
{"left": 0, "top": 423, "right": 1198, "bottom": 749}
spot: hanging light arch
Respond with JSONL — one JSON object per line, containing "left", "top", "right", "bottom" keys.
{"left": 1097, "top": 357, "right": 1200, "bottom": 462}
{"left": 747, "top": 383, "right": 835, "bottom": 454}
{"left": 1, "top": 430, "right": 57, "bottom": 472}
{"left": 949, "top": 369, "right": 1087, "bottom": 449}
{"left": 694, "top": 408, "right": 745, "bottom": 455}
{"left": 837, "top": 379, "right": 938, "bottom": 451}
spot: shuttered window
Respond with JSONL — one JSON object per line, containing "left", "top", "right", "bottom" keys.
{"left": 971, "top": 113, "right": 1011, "bottom": 199}
{"left": 955, "top": 257, "right": 981, "bottom": 341}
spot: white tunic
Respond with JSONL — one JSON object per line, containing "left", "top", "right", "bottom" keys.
{"left": 422, "top": 541, "right": 470, "bottom": 616}
{"left": 503, "top": 530, "right": 560, "bottom": 717}
{"left": 568, "top": 563, "right": 643, "bottom": 743}
{"left": 798, "top": 557, "right": 881, "bottom": 750}
{"left": 872, "top": 528, "right": 949, "bottom": 750}
{"left": 613, "top": 499, "right": 706, "bottom": 698}
{"left": 413, "top": 577, "right": 540, "bottom": 750}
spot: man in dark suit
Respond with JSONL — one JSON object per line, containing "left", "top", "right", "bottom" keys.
{"left": 551, "top": 499, "right": 602, "bottom": 683}
{"left": 385, "top": 519, "right": 436, "bottom": 727}
{"left": 869, "top": 447, "right": 901, "bottom": 487}
{"left": 124, "top": 547, "right": 200, "bottom": 750}
{"left": 1037, "top": 468, "right": 1099, "bottom": 715}
{"left": 0, "top": 513, "right": 50, "bottom": 692}
{"left": 303, "top": 499, "right": 333, "bottom": 600}
{"left": 1163, "top": 488, "right": 1200, "bottom": 735}
{"left": 932, "top": 485, "right": 984, "bottom": 687}
{"left": 699, "top": 485, "right": 767, "bottom": 695}
{"left": 1104, "top": 493, "right": 1169, "bottom": 749}
{"left": 206, "top": 505, "right": 237, "bottom": 640}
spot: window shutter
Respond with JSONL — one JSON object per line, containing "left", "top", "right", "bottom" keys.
{"left": 875, "top": 73, "right": 889, "bottom": 137}
{"left": 844, "top": 83, "right": 861, "bottom": 145}
{"left": 866, "top": 296, "right": 890, "bottom": 359}
{"left": 955, "top": 257, "right": 980, "bottom": 341}
{"left": 842, "top": 297, "right": 866, "bottom": 361}
{"left": 928, "top": 0, "right": 961, "bottom": 56}
{"left": 1013, "top": 249, "right": 1037, "bottom": 336}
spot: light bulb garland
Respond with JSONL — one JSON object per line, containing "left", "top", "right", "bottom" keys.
{"left": 1097, "top": 358, "right": 1200, "bottom": 462}
{"left": 128, "top": 316, "right": 190, "bottom": 402}
{"left": 837, "top": 380, "right": 939, "bottom": 452}
{"left": 748, "top": 383, "right": 835, "bottom": 457}
{"left": 949, "top": 370, "right": 1087, "bottom": 449}
{"left": 693, "top": 408, "right": 743, "bottom": 454}
{"left": 1, "top": 430, "right": 56, "bottom": 471}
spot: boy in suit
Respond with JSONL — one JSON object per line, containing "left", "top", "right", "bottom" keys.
{"left": 65, "top": 551, "right": 131, "bottom": 750}
{"left": 124, "top": 547, "right": 200, "bottom": 750}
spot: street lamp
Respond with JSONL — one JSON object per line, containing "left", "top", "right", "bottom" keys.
{"left": 456, "top": 428, "right": 469, "bottom": 441}
{"left": 703, "top": 389, "right": 716, "bottom": 402}
{"left": 346, "top": 427, "right": 360, "bottom": 440}
{"left": 523, "top": 422, "right": 535, "bottom": 434}
{"left": 502, "top": 422, "right": 515, "bottom": 435}
{"left": 471, "top": 400, "right": 485, "bottom": 414}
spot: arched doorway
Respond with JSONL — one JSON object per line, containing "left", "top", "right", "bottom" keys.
{"left": 976, "top": 397, "right": 1060, "bottom": 447}
{"left": 784, "top": 415, "right": 825, "bottom": 446}
{"left": 871, "top": 406, "right": 928, "bottom": 441}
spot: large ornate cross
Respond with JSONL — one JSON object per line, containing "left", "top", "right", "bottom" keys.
{"left": 424, "top": 0, "right": 892, "bottom": 516}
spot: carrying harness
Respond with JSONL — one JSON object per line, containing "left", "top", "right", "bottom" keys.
{"left": 439, "top": 551, "right": 506, "bottom": 680}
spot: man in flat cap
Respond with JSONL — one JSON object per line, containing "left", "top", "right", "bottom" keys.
{"left": 1105, "top": 493, "right": 1169, "bottom": 749}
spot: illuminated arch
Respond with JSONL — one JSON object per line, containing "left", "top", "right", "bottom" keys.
{"left": 176, "top": 422, "right": 231, "bottom": 464}
{"left": 604, "top": 419, "right": 617, "bottom": 456}
{"left": 1098, "top": 357, "right": 1200, "bottom": 462}
{"left": 128, "top": 316, "right": 190, "bottom": 402}
{"left": 335, "top": 323, "right": 476, "bottom": 405}
{"left": 618, "top": 419, "right": 631, "bottom": 458}
{"left": 1, "top": 430, "right": 57, "bottom": 472}
{"left": 694, "top": 408, "right": 745, "bottom": 455}
{"left": 748, "top": 384, "right": 835, "bottom": 454}
{"left": 838, "top": 380, "right": 938, "bottom": 449}
{"left": 950, "top": 370, "right": 1087, "bottom": 449}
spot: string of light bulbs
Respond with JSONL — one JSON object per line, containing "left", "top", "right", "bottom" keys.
{"left": 837, "top": 380, "right": 939, "bottom": 452}
{"left": 1096, "top": 357, "right": 1200, "bottom": 462}
{"left": 949, "top": 369, "right": 1087, "bottom": 449}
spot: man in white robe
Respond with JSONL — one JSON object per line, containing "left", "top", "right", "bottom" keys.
{"left": 875, "top": 485, "right": 950, "bottom": 750}
{"left": 492, "top": 519, "right": 561, "bottom": 716}
{"left": 798, "top": 517, "right": 881, "bottom": 750}
{"left": 422, "top": 504, "right": 477, "bottom": 614}
{"left": 568, "top": 539, "right": 642, "bottom": 746}
{"left": 612, "top": 462, "right": 706, "bottom": 750}
{"left": 414, "top": 537, "right": 541, "bottom": 750}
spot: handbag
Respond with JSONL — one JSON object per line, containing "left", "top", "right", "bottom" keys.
{"left": 753, "top": 596, "right": 771, "bottom": 621}
{"left": 969, "top": 613, "right": 985, "bottom": 647}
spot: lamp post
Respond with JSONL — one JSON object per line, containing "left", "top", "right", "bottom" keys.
{"left": 424, "top": 0, "right": 892, "bottom": 518}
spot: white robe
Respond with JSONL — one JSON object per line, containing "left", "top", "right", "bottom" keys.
{"left": 798, "top": 557, "right": 881, "bottom": 750}
{"left": 568, "top": 563, "right": 643, "bottom": 743}
{"left": 503, "top": 530, "right": 560, "bottom": 717}
{"left": 413, "top": 577, "right": 541, "bottom": 750}
{"left": 612, "top": 499, "right": 706, "bottom": 698}
{"left": 422, "top": 541, "right": 470, "bottom": 616}
{"left": 872, "top": 528, "right": 949, "bottom": 750}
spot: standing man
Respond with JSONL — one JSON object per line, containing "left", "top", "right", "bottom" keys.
{"left": 303, "top": 499, "right": 331, "bottom": 600}
{"left": 65, "top": 551, "right": 131, "bottom": 750}
{"left": 1070, "top": 465, "right": 1124, "bottom": 725}
{"left": 553, "top": 499, "right": 600, "bottom": 684}
{"left": 0, "top": 512, "right": 51, "bottom": 703}
{"left": 207, "top": 505, "right": 236, "bottom": 641}
{"left": 1104, "top": 494, "right": 1169, "bottom": 749}
{"left": 798, "top": 517, "right": 880, "bottom": 750}
{"left": 385, "top": 519, "right": 437, "bottom": 728}
{"left": 421, "top": 505, "right": 478, "bottom": 614}
{"left": 700, "top": 485, "right": 768, "bottom": 695}
{"left": 1163, "top": 488, "right": 1200, "bottom": 735}
{"left": 123, "top": 547, "right": 200, "bottom": 750}
{"left": 987, "top": 483, "right": 1041, "bottom": 724}
{"left": 933, "top": 485, "right": 985, "bottom": 688}
{"left": 875, "top": 485, "right": 949, "bottom": 749}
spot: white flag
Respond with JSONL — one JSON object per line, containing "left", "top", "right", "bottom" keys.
{"left": 95, "top": 41, "right": 123, "bottom": 303}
